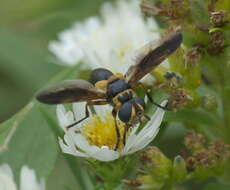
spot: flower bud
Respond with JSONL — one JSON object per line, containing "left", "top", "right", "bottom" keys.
{"left": 171, "top": 155, "right": 187, "bottom": 183}
{"left": 140, "top": 147, "right": 172, "bottom": 173}
{"left": 184, "top": 131, "right": 230, "bottom": 179}
{"left": 140, "top": 0, "right": 190, "bottom": 23}
{"left": 137, "top": 175, "right": 164, "bottom": 190}
{"left": 201, "top": 94, "right": 218, "bottom": 111}
{"left": 184, "top": 130, "right": 205, "bottom": 152}
{"left": 184, "top": 46, "right": 203, "bottom": 65}
{"left": 125, "top": 147, "right": 173, "bottom": 189}
{"left": 168, "top": 89, "right": 200, "bottom": 110}
{"left": 136, "top": 146, "right": 172, "bottom": 189}
{"left": 210, "top": 11, "right": 228, "bottom": 27}
{"left": 208, "top": 31, "right": 225, "bottom": 55}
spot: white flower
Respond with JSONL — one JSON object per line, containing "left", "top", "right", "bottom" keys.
{"left": 0, "top": 164, "right": 45, "bottom": 190}
{"left": 49, "top": 0, "right": 161, "bottom": 79}
{"left": 57, "top": 100, "right": 167, "bottom": 162}
{"left": 51, "top": 0, "right": 168, "bottom": 162}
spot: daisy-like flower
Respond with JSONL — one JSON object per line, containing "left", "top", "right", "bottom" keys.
{"left": 0, "top": 164, "right": 45, "bottom": 190}
{"left": 58, "top": 100, "right": 167, "bottom": 162}
{"left": 52, "top": 0, "right": 168, "bottom": 162}
{"left": 49, "top": 0, "right": 161, "bottom": 77}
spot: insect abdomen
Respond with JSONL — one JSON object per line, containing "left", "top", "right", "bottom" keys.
{"left": 107, "top": 79, "right": 131, "bottom": 98}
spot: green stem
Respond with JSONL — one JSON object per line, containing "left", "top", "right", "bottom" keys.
{"left": 205, "top": 53, "right": 230, "bottom": 141}
{"left": 66, "top": 156, "right": 94, "bottom": 190}
{"left": 216, "top": 55, "right": 230, "bottom": 141}
{"left": 104, "top": 182, "right": 118, "bottom": 190}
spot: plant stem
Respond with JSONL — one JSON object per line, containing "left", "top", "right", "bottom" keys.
{"left": 216, "top": 55, "right": 230, "bottom": 141}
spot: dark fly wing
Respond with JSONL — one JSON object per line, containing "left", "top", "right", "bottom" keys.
{"left": 36, "top": 80, "right": 106, "bottom": 104}
{"left": 125, "top": 32, "right": 182, "bottom": 86}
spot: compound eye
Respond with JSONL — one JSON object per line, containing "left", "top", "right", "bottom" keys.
{"left": 118, "top": 102, "right": 132, "bottom": 123}
{"left": 133, "top": 97, "right": 145, "bottom": 109}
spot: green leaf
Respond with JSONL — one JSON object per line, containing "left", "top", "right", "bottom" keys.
{"left": 0, "top": 65, "right": 92, "bottom": 188}
{"left": 0, "top": 27, "right": 61, "bottom": 121}
{"left": 0, "top": 101, "right": 59, "bottom": 183}
{"left": 203, "top": 183, "right": 230, "bottom": 190}
{"left": 47, "top": 154, "right": 92, "bottom": 190}
{"left": 165, "top": 108, "right": 219, "bottom": 126}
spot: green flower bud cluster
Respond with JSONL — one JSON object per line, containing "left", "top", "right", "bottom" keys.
{"left": 201, "top": 94, "right": 218, "bottom": 111}
{"left": 126, "top": 134, "right": 229, "bottom": 189}
{"left": 138, "top": 0, "right": 230, "bottom": 189}
{"left": 184, "top": 131, "right": 230, "bottom": 179}
{"left": 125, "top": 146, "right": 187, "bottom": 190}
{"left": 142, "top": 0, "right": 229, "bottom": 113}
{"left": 87, "top": 156, "right": 136, "bottom": 190}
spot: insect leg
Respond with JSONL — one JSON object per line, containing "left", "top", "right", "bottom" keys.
{"left": 66, "top": 100, "right": 108, "bottom": 129}
{"left": 145, "top": 90, "right": 170, "bottom": 111}
{"left": 134, "top": 82, "right": 170, "bottom": 111}
{"left": 123, "top": 125, "right": 127, "bottom": 146}
{"left": 66, "top": 103, "right": 90, "bottom": 129}
{"left": 144, "top": 114, "right": 150, "bottom": 121}
{"left": 123, "top": 124, "right": 132, "bottom": 146}
{"left": 112, "top": 109, "right": 120, "bottom": 151}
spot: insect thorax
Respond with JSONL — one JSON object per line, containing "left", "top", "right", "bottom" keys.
{"left": 106, "top": 78, "right": 135, "bottom": 106}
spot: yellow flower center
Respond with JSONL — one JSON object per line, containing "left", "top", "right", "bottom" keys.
{"left": 82, "top": 112, "right": 125, "bottom": 151}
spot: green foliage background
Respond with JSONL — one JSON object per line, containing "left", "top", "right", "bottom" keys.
{"left": 0, "top": 0, "right": 110, "bottom": 189}
{"left": 0, "top": 0, "right": 110, "bottom": 122}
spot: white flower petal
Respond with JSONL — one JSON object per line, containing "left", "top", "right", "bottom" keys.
{"left": 20, "top": 166, "right": 45, "bottom": 190}
{"left": 0, "top": 164, "right": 17, "bottom": 190}
{"left": 66, "top": 111, "right": 74, "bottom": 125}
{"left": 69, "top": 133, "right": 119, "bottom": 162}
{"left": 0, "top": 164, "right": 13, "bottom": 179}
{"left": 125, "top": 127, "right": 160, "bottom": 155}
{"left": 56, "top": 105, "right": 75, "bottom": 130}
{"left": 59, "top": 137, "right": 87, "bottom": 158}
{"left": 71, "top": 133, "right": 96, "bottom": 153}
{"left": 57, "top": 104, "right": 85, "bottom": 132}
{"left": 87, "top": 146, "right": 120, "bottom": 162}
{"left": 56, "top": 104, "right": 68, "bottom": 128}
{"left": 49, "top": 31, "right": 84, "bottom": 65}
{"left": 49, "top": 0, "right": 159, "bottom": 78}
{"left": 122, "top": 125, "right": 139, "bottom": 153}
{"left": 124, "top": 100, "right": 167, "bottom": 155}
{"left": 0, "top": 165, "right": 45, "bottom": 190}
{"left": 140, "top": 74, "right": 155, "bottom": 86}
{"left": 72, "top": 102, "right": 86, "bottom": 119}
{"left": 61, "top": 133, "right": 92, "bottom": 156}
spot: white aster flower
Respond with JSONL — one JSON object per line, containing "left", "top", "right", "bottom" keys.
{"left": 52, "top": 0, "right": 168, "bottom": 162}
{"left": 57, "top": 100, "right": 167, "bottom": 162}
{"left": 49, "top": 0, "right": 162, "bottom": 81}
{"left": 0, "top": 164, "right": 45, "bottom": 190}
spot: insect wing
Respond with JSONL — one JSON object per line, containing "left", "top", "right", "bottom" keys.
{"left": 36, "top": 80, "right": 106, "bottom": 104}
{"left": 125, "top": 32, "right": 183, "bottom": 86}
